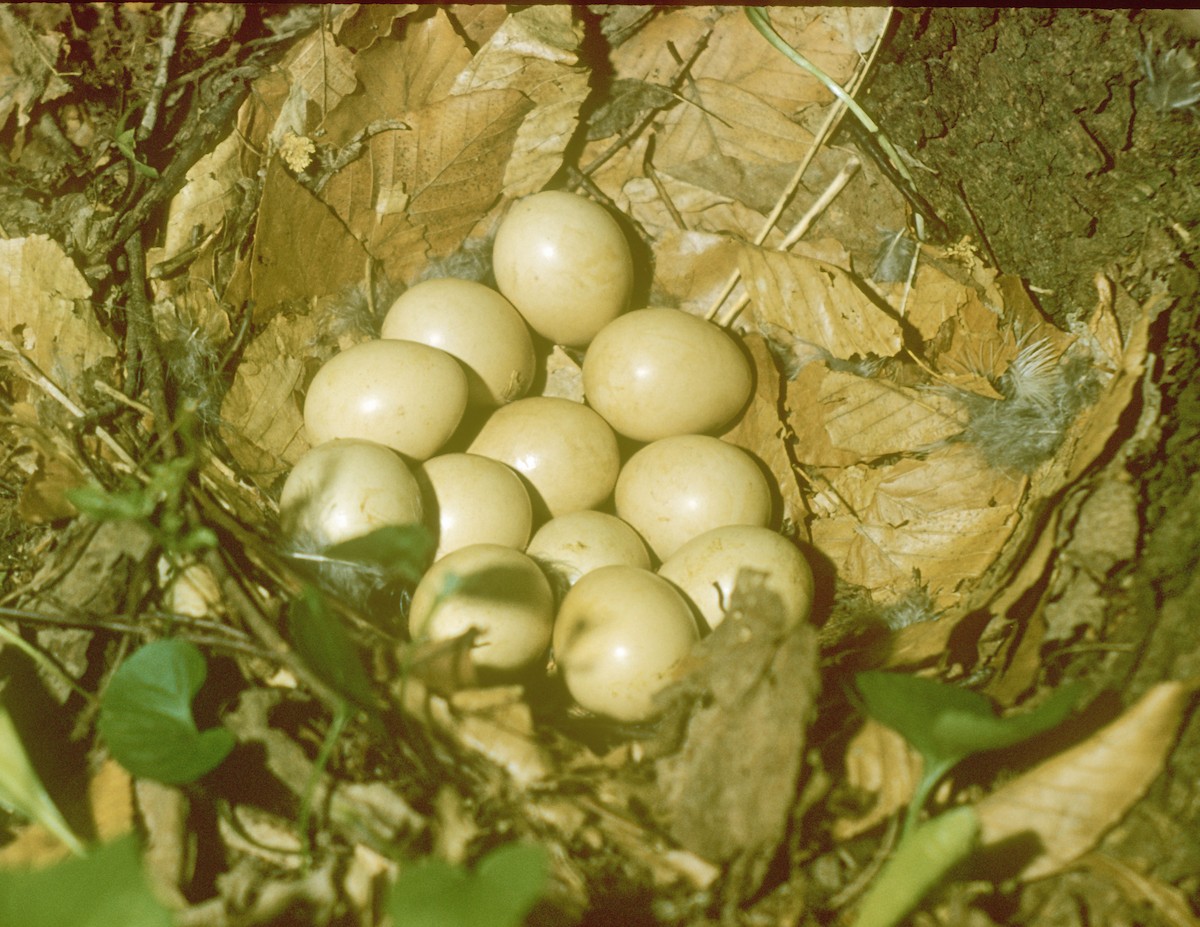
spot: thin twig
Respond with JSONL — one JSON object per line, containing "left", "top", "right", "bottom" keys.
{"left": 715, "top": 156, "right": 861, "bottom": 328}
{"left": 124, "top": 232, "right": 175, "bottom": 453}
{"left": 0, "top": 341, "right": 143, "bottom": 475}
{"left": 139, "top": 3, "right": 189, "bottom": 140}
{"left": 580, "top": 33, "right": 711, "bottom": 178}
{"left": 643, "top": 134, "right": 686, "bottom": 231}
{"left": 702, "top": 18, "right": 887, "bottom": 323}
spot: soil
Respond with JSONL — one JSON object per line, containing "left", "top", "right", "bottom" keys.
{"left": 867, "top": 8, "right": 1200, "bottom": 924}
{"left": 0, "top": 6, "right": 1198, "bottom": 927}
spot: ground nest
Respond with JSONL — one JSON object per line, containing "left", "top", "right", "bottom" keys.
{"left": 0, "top": 7, "right": 1198, "bottom": 927}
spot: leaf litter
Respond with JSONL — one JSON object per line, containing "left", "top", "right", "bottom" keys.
{"left": 0, "top": 5, "right": 1182, "bottom": 927}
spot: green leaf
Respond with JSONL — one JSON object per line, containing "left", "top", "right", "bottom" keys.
{"left": 851, "top": 805, "right": 980, "bottom": 927}
{"left": 0, "top": 703, "right": 85, "bottom": 856}
{"left": 855, "top": 671, "right": 1083, "bottom": 769}
{"left": 325, "top": 524, "right": 435, "bottom": 584}
{"left": 288, "top": 587, "right": 377, "bottom": 710}
{"left": 67, "top": 484, "right": 156, "bottom": 522}
{"left": 99, "top": 639, "right": 234, "bottom": 785}
{"left": 389, "top": 843, "right": 549, "bottom": 927}
{"left": 0, "top": 835, "right": 173, "bottom": 927}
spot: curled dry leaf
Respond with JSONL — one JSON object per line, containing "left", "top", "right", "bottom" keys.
{"left": 0, "top": 235, "right": 114, "bottom": 397}
{"left": 833, "top": 717, "right": 923, "bottom": 841}
{"left": 655, "top": 571, "right": 820, "bottom": 897}
{"left": 976, "top": 681, "right": 1195, "bottom": 881}
{"left": 810, "top": 444, "right": 1027, "bottom": 608}
{"left": 741, "top": 248, "right": 904, "bottom": 365}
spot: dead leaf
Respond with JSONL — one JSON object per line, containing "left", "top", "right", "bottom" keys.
{"left": 282, "top": 24, "right": 358, "bottom": 123}
{"left": 333, "top": 4, "right": 414, "bottom": 52}
{"left": 720, "top": 333, "right": 809, "bottom": 534}
{"left": 834, "top": 717, "right": 922, "bottom": 840}
{"left": 155, "top": 132, "right": 245, "bottom": 267}
{"left": 451, "top": 6, "right": 588, "bottom": 198}
{"left": 810, "top": 444, "right": 1027, "bottom": 608}
{"left": 219, "top": 310, "right": 316, "bottom": 481}
{"left": 322, "top": 8, "right": 469, "bottom": 146}
{"left": 227, "top": 160, "right": 370, "bottom": 322}
{"left": 0, "top": 235, "right": 114, "bottom": 397}
{"left": 655, "top": 571, "right": 820, "bottom": 898}
{"left": 976, "top": 681, "right": 1196, "bottom": 881}
{"left": 16, "top": 451, "right": 83, "bottom": 524}
{"left": 0, "top": 6, "right": 70, "bottom": 132}
{"left": 656, "top": 77, "right": 817, "bottom": 213}
{"left": 741, "top": 248, "right": 903, "bottom": 364}
{"left": 792, "top": 367, "right": 967, "bottom": 465}
{"left": 321, "top": 89, "right": 532, "bottom": 284}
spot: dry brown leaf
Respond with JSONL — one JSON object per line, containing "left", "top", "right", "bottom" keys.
{"left": 282, "top": 24, "right": 358, "bottom": 123}
{"left": 607, "top": 7, "right": 713, "bottom": 87}
{"left": 450, "top": 6, "right": 588, "bottom": 198}
{"left": 810, "top": 444, "right": 1026, "bottom": 608}
{"left": 742, "top": 248, "right": 904, "bottom": 364}
{"left": 155, "top": 133, "right": 244, "bottom": 265}
{"left": 656, "top": 77, "right": 817, "bottom": 213}
{"left": 321, "top": 89, "right": 531, "bottom": 284}
{"left": 333, "top": 4, "right": 415, "bottom": 52}
{"left": 0, "top": 7, "right": 70, "bottom": 132}
{"left": 834, "top": 717, "right": 922, "bottom": 840}
{"left": 650, "top": 230, "right": 744, "bottom": 317}
{"left": 806, "top": 365, "right": 964, "bottom": 458}
{"left": 655, "top": 572, "right": 820, "bottom": 896}
{"left": 720, "top": 334, "right": 809, "bottom": 534}
{"left": 228, "top": 161, "right": 370, "bottom": 322}
{"left": 447, "top": 4, "right": 508, "bottom": 51}
{"left": 695, "top": 8, "right": 876, "bottom": 114}
{"left": 0, "top": 235, "right": 114, "bottom": 396}
{"left": 322, "top": 8, "right": 469, "bottom": 146}
{"left": 16, "top": 450, "right": 83, "bottom": 524}
{"left": 976, "top": 681, "right": 1196, "bottom": 881}
{"left": 219, "top": 311, "right": 317, "bottom": 481}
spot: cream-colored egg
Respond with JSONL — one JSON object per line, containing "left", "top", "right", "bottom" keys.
{"left": 381, "top": 278, "right": 535, "bottom": 407}
{"left": 658, "top": 525, "right": 814, "bottom": 632}
{"left": 417, "top": 453, "right": 532, "bottom": 560}
{"left": 408, "top": 543, "right": 554, "bottom": 673}
{"left": 303, "top": 339, "right": 468, "bottom": 460}
{"left": 552, "top": 565, "right": 698, "bottom": 722}
{"left": 492, "top": 191, "right": 633, "bottom": 347}
{"left": 582, "top": 307, "right": 752, "bottom": 441}
{"left": 525, "top": 511, "right": 650, "bottom": 587}
{"left": 279, "top": 439, "right": 424, "bottom": 549}
{"left": 468, "top": 397, "right": 620, "bottom": 517}
{"left": 615, "top": 435, "right": 772, "bottom": 560}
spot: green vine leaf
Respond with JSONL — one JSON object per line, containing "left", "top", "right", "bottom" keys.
{"left": 855, "top": 671, "right": 1083, "bottom": 771}
{"left": 389, "top": 843, "right": 549, "bottom": 927}
{"left": 0, "top": 835, "right": 172, "bottom": 927}
{"left": 99, "top": 638, "right": 234, "bottom": 785}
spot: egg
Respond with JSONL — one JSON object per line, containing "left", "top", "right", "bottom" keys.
{"left": 303, "top": 339, "right": 468, "bottom": 460}
{"left": 492, "top": 191, "right": 634, "bottom": 347}
{"left": 279, "top": 439, "right": 424, "bottom": 549}
{"left": 407, "top": 543, "right": 554, "bottom": 673}
{"left": 525, "top": 510, "right": 650, "bottom": 587}
{"left": 552, "top": 565, "right": 698, "bottom": 722}
{"left": 658, "top": 525, "right": 814, "bottom": 632}
{"left": 615, "top": 435, "right": 772, "bottom": 560}
{"left": 380, "top": 278, "right": 535, "bottom": 407}
{"left": 417, "top": 453, "right": 533, "bottom": 560}
{"left": 582, "top": 307, "right": 752, "bottom": 441}
{"left": 468, "top": 396, "right": 620, "bottom": 518}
